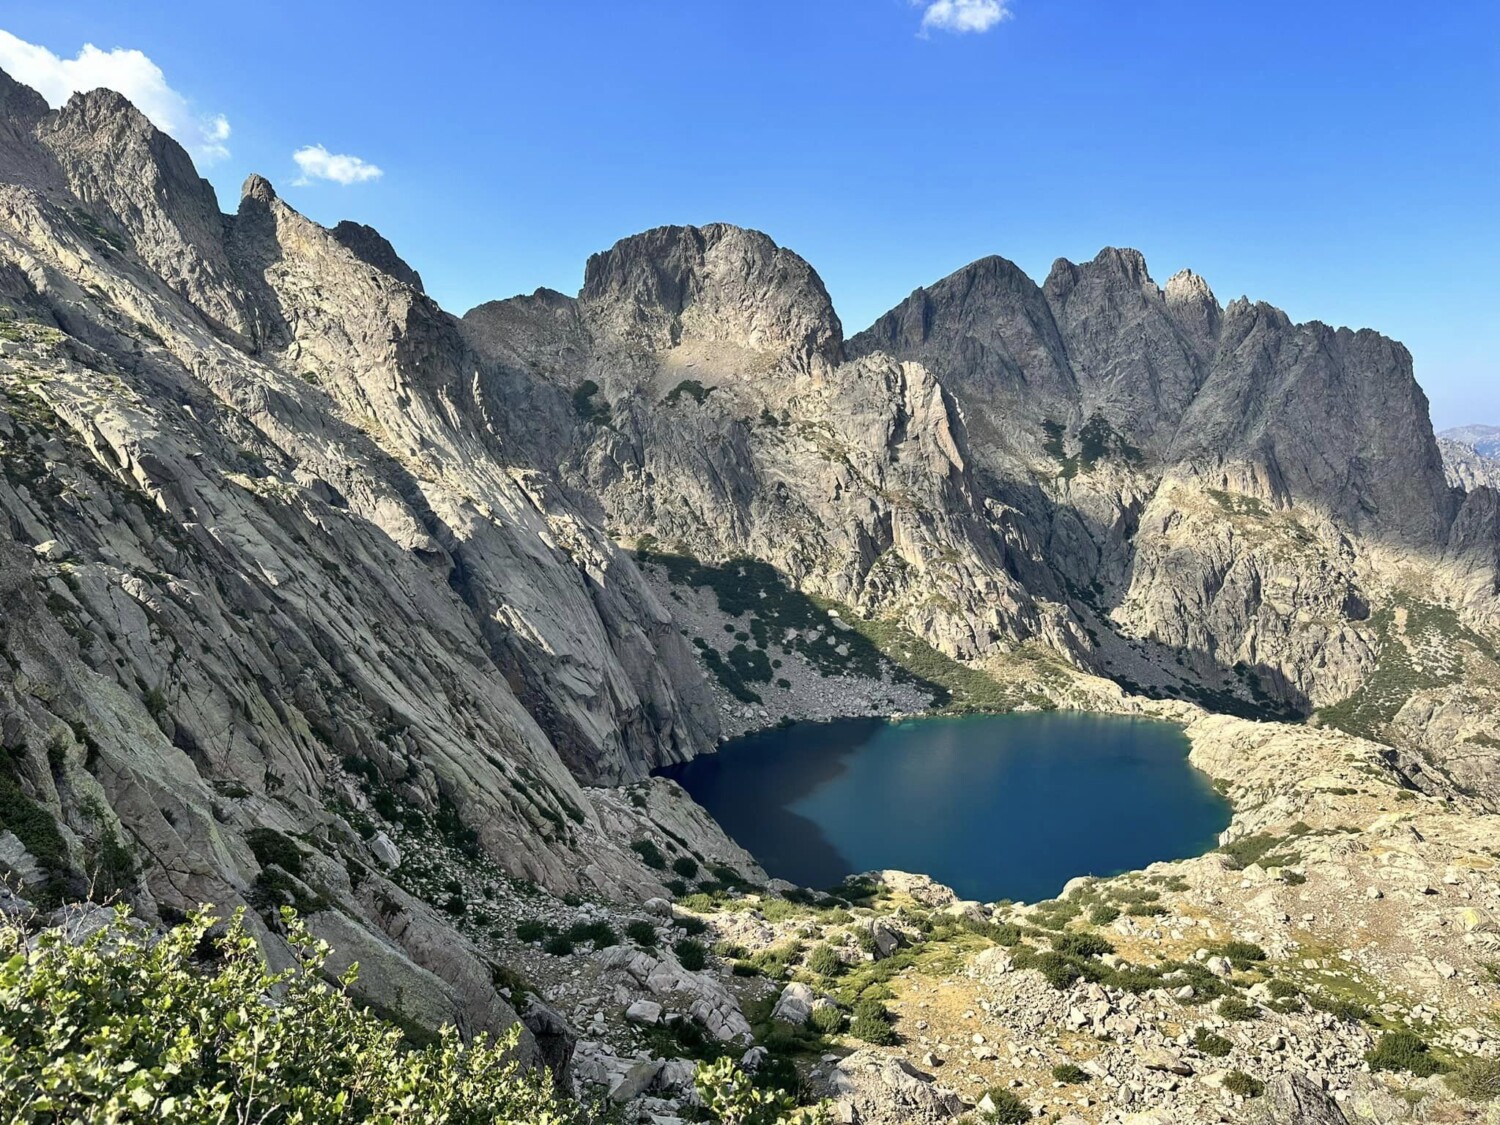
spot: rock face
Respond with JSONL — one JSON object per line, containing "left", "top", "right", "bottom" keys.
{"left": 0, "top": 71, "right": 751, "bottom": 1055}
{"left": 466, "top": 225, "right": 1500, "bottom": 790}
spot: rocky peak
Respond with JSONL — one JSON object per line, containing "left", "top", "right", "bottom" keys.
{"left": 31, "top": 79, "right": 249, "bottom": 338}
{"left": 0, "top": 66, "right": 48, "bottom": 129}
{"left": 579, "top": 222, "right": 843, "bottom": 371}
{"left": 1044, "top": 246, "right": 1154, "bottom": 304}
{"left": 0, "top": 67, "right": 62, "bottom": 191}
{"left": 1164, "top": 268, "right": 1221, "bottom": 349}
{"left": 1164, "top": 267, "right": 1215, "bottom": 308}
{"left": 332, "top": 220, "right": 424, "bottom": 293}
{"left": 241, "top": 172, "right": 277, "bottom": 205}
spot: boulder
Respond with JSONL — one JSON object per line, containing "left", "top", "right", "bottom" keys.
{"left": 813, "top": 1050, "right": 966, "bottom": 1124}
{"left": 1252, "top": 1073, "right": 1349, "bottom": 1124}
{"left": 625, "top": 999, "right": 663, "bottom": 1025}
{"left": 772, "top": 982, "right": 816, "bottom": 1026}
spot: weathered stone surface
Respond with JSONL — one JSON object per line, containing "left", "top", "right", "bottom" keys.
{"left": 1252, "top": 1073, "right": 1350, "bottom": 1124}
{"left": 812, "top": 1051, "right": 967, "bottom": 1124}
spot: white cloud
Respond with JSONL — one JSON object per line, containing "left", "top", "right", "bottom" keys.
{"left": 291, "top": 144, "right": 383, "bottom": 187}
{"left": 912, "top": 0, "right": 1013, "bottom": 35}
{"left": 0, "top": 29, "right": 231, "bottom": 161}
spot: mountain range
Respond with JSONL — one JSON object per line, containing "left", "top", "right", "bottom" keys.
{"left": 2, "top": 68, "right": 1500, "bottom": 1122}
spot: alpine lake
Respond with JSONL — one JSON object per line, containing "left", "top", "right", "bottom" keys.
{"left": 659, "top": 712, "right": 1231, "bottom": 903}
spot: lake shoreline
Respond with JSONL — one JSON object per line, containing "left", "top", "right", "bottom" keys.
{"left": 659, "top": 712, "right": 1233, "bottom": 904}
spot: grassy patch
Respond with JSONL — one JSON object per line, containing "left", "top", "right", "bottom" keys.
{"left": 1367, "top": 1031, "right": 1447, "bottom": 1077}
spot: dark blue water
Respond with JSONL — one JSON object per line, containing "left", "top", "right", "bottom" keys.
{"left": 659, "top": 713, "right": 1230, "bottom": 903}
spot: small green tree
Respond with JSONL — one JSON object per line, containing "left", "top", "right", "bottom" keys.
{"left": 694, "top": 1057, "right": 825, "bottom": 1125}
{"left": 0, "top": 905, "right": 580, "bottom": 1123}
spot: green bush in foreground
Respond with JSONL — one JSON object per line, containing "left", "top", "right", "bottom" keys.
{"left": 630, "top": 839, "right": 667, "bottom": 870}
{"left": 625, "top": 919, "right": 658, "bottom": 947}
{"left": 0, "top": 906, "right": 824, "bottom": 1124}
{"left": 0, "top": 905, "right": 579, "bottom": 1123}
{"left": 808, "top": 1005, "right": 844, "bottom": 1035}
{"left": 805, "top": 943, "right": 843, "bottom": 977}
{"left": 695, "top": 1057, "right": 825, "bottom": 1124}
{"left": 849, "top": 999, "right": 897, "bottom": 1046}
{"left": 1218, "top": 995, "right": 1260, "bottom": 1022}
{"left": 676, "top": 938, "right": 708, "bottom": 971}
{"left": 1192, "top": 1027, "right": 1233, "bottom": 1058}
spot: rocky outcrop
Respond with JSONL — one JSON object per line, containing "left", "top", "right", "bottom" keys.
{"left": 330, "top": 220, "right": 424, "bottom": 292}
{"left": 579, "top": 223, "right": 843, "bottom": 372}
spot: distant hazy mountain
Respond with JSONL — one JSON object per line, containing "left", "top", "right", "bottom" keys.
{"left": 1440, "top": 424, "right": 1500, "bottom": 458}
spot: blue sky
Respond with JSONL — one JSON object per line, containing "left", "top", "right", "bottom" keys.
{"left": 3, "top": 1, "right": 1496, "bottom": 427}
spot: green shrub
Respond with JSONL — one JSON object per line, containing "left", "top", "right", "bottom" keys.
{"left": 1216, "top": 940, "right": 1267, "bottom": 967}
{"left": 806, "top": 943, "right": 844, "bottom": 977}
{"left": 965, "top": 919, "right": 1021, "bottom": 946}
{"left": 625, "top": 920, "right": 658, "bottom": 947}
{"left": 1087, "top": 903, "right": 1120, "bottom": 925}
{"left": 1306, "top": 992, "right": 1370, "bottom": 1023}
{"left": 0, "top": 906, "right": 582, "bottom": 1123}
{"left": 1367, "top": 1031, "right": 1447, "bottom": 1077}
{"left": 1051, "top": 1063, "right": 1090, "bottom": 1084}
{"left": 1223, "top": 1070, "right": 1265, "bottom": 1098}
{"left": 1219, "top": 833, "right": 1299, "bottom": 871}
{"left": 1267, "top": 978, "right": 1300, "bottom": 1000}
{"left": 245, "top": 827, "right": 305, "bottom": 876}
{"left": 565, "top": 920, "right": 618, "bottom": 948}
{"left": 808, "top": 1005, "right": 844, "bottom": 1035}
{"left": 515, "top": 918, "right": 549, "bottom": 943}
{"left": 694, "top": 1056, "right": 822, "bottom": 1125}
{"left": 543, "top": 934, "right": 575, "bottom": 956}
{"left": 665, "top": 878, "right": 688, "bottom": 897}
{"left": 745, "top": 942, "right": 804, "bottom": 980}
{"left": 1052, "top": 931, "right": 1115, "bottom": 958}
{"left": 1193, "top": 1027, "right": 1233, "bottom": 1057}
{"left": 631, "top": 839, "right": 667, "bottom": 869}
{"left": 980, "top": 1087, "right": 1032, "bottom": 1123}
{"left": 1023, "top": 950, "right": 1085, "bottom": 990}
{"left": 676, "top": 939, "right": 708, "bottom": 971}
{"left": 1028, "top": 899, "right": 1081, "bottom": 930}
{"left": 0, "top": 771, "right": 68, "bottom": 887}
{"left": 848, "top": 998, "right": 897, "bottom": 1046}
{"left": 672, "top": 856, "right": 700, "bottom": 879}
{"left": 1218, "top": 996, "right": 1260, "bottom": 1022}
{"left": 1446, "top": 1058, "right": 1500, "bottom": 1102}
